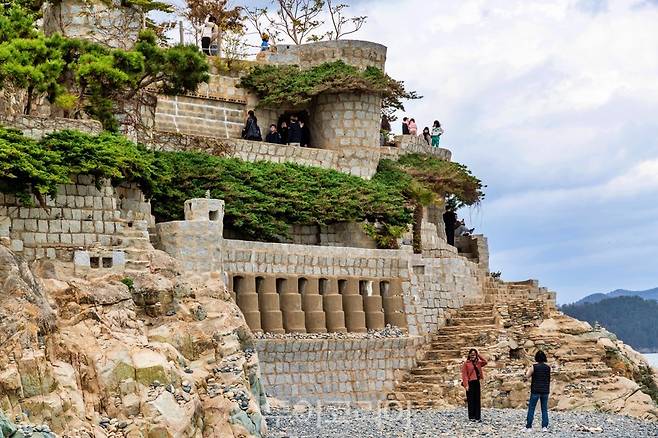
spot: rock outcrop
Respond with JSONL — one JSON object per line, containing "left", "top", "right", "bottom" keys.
{"left": 0, "top": 243, "right": 267, "bottom": 437}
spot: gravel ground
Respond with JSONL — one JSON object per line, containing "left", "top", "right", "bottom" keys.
{"left": 266, "top": 406, "right": 658, "bottom": 438}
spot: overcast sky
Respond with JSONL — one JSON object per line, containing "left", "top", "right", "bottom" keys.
{"left": 349, "top": 0, "right": 658, "bottom": 303}
{"left": 171, "top": 0, "right": 658, "bottom": 303}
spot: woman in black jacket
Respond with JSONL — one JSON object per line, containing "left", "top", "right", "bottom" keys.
{"left": 525, "top": 350, "right": 551, "bottom": 431}
{"left": 242, "top": 110, "right": 262, "bottom": 141}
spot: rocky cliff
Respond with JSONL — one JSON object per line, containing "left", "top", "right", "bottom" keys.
{"left": 0, "top": 242, "right": 268, "bottom": 437}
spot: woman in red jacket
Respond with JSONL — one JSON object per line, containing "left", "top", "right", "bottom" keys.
{"left": 461, "top": 348, "right": 488, "bottom": 421}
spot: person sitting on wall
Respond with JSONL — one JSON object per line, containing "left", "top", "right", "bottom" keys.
{"left": 201, "top": 15, "right": 218, "bottom": 56}
{"left": 422, "top": 127, "right": 431, "bottom": 145}
{"left": 288, "top": 115, "right": 302, "bottom": 146}
{"left": 443, "top": 206, "right": 458, "bottom": 246}
{"left": 242, "top": 110, "right": 262, "bottom": 141}
{"left": 402, "top": 117, "right": 410, "bottom": 135}
{"left": 265, "top": 124, "right": 282, "bottom": 144}
{"left": 454, "top": 219, "right": 475, "bottom": 237}
{"left": 279, "top": 120, "right": 289, "bottom": 144}
{"left": 431, "top": 120, "right": 444, "bottom": 147}
{"left": 300, "top": 120, "right": 311, "bottom": 147}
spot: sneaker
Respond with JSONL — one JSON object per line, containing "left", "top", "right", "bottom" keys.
{"left": 541, "top": 427, "right": 548, "bottom": 432}
{"left": 524, "top": 428, "right": 533, "bottom": 433}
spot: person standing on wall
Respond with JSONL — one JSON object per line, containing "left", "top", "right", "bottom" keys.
{"left": 431, "top": 120, "right": 444, "bottom": 147}
{"left": 525, "top": 350, "right": 551, "bottom": 432}
{"left": 408, "top": 118, "right": 418, "bottom": 136}
{"left": 288, "top": 115, "right": 302, "bottom": 146}
{"left": 443, "top": 206, "right": 458, "bottom": 246}
{"left": 242, "top": 110, "right": 262, "bottom": 141}
{"left": 201, "top": 15, "right": 217, "bottom": 56}
{"left": 402, "top": 117, "right": 410, "bottom": 135}
{"left": 265, "top": 124, "right": 282, "bottom": 144}
{"left": 461, "top": 348, "right": 488, "bottom": 422}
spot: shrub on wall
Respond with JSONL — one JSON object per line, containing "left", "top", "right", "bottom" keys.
{"left": 238, "top": 60, "right": 420, "bottom": 114}
{"left": 0, "top": 129, "right": 484, "bottom": 247}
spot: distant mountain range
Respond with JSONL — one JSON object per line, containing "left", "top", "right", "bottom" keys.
{"left": 572, "top": 287, "right": 658, "bottom": 306}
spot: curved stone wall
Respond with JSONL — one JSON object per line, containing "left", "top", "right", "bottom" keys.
{"left": 310, "top": 92, "right": 382, "bottom": 150}
{"left": 264, "top": 40, "right": 387, "bottom": 70}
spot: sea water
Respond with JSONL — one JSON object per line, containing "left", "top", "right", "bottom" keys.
{"left": 643, "top": 353, "right": 658, "bottom": 367}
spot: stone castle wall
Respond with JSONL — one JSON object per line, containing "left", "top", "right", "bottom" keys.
{"left": 265, "top": 40, "right": 387, "bottom": 70}
{"left": 381, "top": 135, "right": 452, "bottom": 161}
{"left": 256, "top": 337, "right": 423, "bottom": 402}
{"left": 43, "top": 0, "right": 141, "bottom": 50}
{"left": 0, "top": 176, "right": 152, "bottom": 262}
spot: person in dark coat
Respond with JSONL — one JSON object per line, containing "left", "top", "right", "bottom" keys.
{"left": 242, "top": 110, "right": 261, "bottom": 141}
{"left": 299, "top": 120, "right": 311, "bottom": 147}
{"left": 443, "top": 207, "right": 458, "bottom": 246}
{"left": 288, "top": 115, "right": 302, "bottom": 145}
{"left": 402, "top": 117, "right": 410, "bottom": 135}
{"left": 525, "top": 350, "right": 551, "bottom": 431}
{"left": 265, "top": 124, "right": 282, "bottom": 144}
{"left": 279, "top": 121, "right": 289, "bottom": 145}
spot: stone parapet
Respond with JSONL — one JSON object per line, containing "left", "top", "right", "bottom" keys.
{"left": 255, "top": 336, "right": 423, "bottom": 403}
{"left": 382, "top": 136, "right": 452, "bottom": 161}
{"left": 263, "top": 40, "right": 387, "bottom": 70}
{"left": 0, "top": 114, "right": 102, "bottom": 139}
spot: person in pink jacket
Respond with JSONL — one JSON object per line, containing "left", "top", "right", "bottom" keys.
{"left": 461, "top": 348, "right": 488, "bottom": 421}
{"left": 407, "top": 118, "right": 418, "bottom": 135}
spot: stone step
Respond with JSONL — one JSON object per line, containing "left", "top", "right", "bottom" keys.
{"left": 439, "top": 324, "right": 498, "bottom": 334}
{"left": 455, "top": 310, "right": 493, "bottom": 318}
{"left": 448, "top": 316, "right": 496, "bottom": 326}
{"left": 461, "top": 303, "right": 494, "bottom": 311}
{"left": 424, "top": 349, "right": 463, "bottom": 360}
{"left": 120, "top": 229, "right": 150, "bottom": 238}
{"left": 117, "top": 237, "right": 153, "bottom": 250}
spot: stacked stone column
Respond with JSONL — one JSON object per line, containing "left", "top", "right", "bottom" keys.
{"left": 299, "top": 278, "right": 327, "bottom": 333}
{"left": 234, "top": 274, "right": 262, "bottom": 333}
{"left": 362, "top": 279, "right": 385, "bottom": 330}
{"left": 382, "top": 278, "right": 408, "bottom": 330}
{"left": 278, "top": 276, "right": 306, "bottom": 333}
{"left": 257, "top": 276, "right": 285, "bottom": 334}
{"left": 341, "top": 278, "right": 367, "bottom": 333}
{"left": 322, "top": 278, "right": 347, "bottom": 333}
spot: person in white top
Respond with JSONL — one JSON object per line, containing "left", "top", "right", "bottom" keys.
{"left": 201, "top": 15, "right": 218, "bottom": 56}
{"left": 431, "top": 120, "right": 444, "bottom": 147}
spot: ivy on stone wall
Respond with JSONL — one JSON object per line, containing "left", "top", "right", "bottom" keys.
{"left": 238, "top": 60, "right": 420, "bottom": 113}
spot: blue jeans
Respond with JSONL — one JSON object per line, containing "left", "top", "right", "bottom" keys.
{"left": 526, "top": 393, "right": 549, "bottom": 428}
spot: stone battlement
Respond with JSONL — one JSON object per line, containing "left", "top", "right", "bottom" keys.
{"left": 263, "top": 40, "right": 387, "bottom": 70}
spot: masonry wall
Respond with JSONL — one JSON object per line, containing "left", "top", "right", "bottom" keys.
{"left": 310, "top": 93, "right": 382, "bottom": 151}
{"left": 256, "top": 337, "right": 423, "bottom": 402}
{"left": 381, "top": 135, "right": 452, "bottom": 161}
{"left": 155, "top": 95, "right": 246, "bottom": 139}
{"left": 264, "top": 40, "right": 387, "bottom": 70}
{"left": 289, "top": 223, "right": 377, "bottom": 248}
{"left": 0, "top": 114, "right": 102, "bottom": 139}
{"left": 43, "top": 0, "right": 141, "bottom": 50}
{"left": 0, "top": 176, "right": 150, "bottom": 261}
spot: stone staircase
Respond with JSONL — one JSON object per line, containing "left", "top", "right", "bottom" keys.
{"left": 115, "top": 219, "right": 152, "bottom": 275}
{"left": 388, "top": 302, "right": 503, "bottom": 408}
